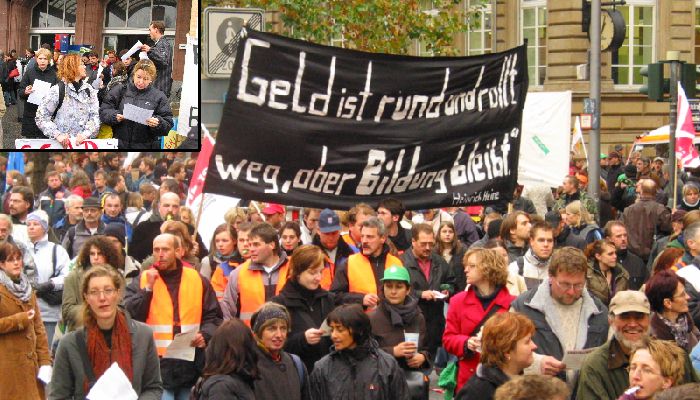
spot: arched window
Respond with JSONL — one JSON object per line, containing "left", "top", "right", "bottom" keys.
{"left": 105, "top": 0, "right": 176, "bottom": 29}
{"left": 32, "top": 0, "right": 77, "bottom": 28}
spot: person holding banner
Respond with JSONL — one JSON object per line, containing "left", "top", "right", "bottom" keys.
{"left": 99, "top": 59, "right": 173, "bottom": 149}
{"left": 35, "top": 54, "right": 100, "bottom": 147}
{"left": 18, "top": 48, "right": 58, "bottom": 139}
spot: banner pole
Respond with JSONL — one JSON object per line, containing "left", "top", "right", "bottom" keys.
{"left": 194, "top": 195, "right": 205, "bottom": 240}
{"left": 673, "top": 161, "right": 679, "bottom": 211}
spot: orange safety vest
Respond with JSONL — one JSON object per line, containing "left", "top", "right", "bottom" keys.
{"left": 140, "top": 267, "right": 203, "bottom": 357}
{"left": 211, "top": 261, "right": 240, "bottom": 302}
{"left": 237, "top": 259, "right": 289, "bottom": 326}
{"left": 347, "top": 252, "right": 403, "bottom": 295}
{"left": 342, "top": 234, "right": 360, "bottom": 253}
{"left": 320, "top": 254, "right": 335, "bottom": 291}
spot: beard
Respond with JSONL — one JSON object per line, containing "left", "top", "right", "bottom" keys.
{"left": 613, "top": 329, "right": 649, "bottom": 351}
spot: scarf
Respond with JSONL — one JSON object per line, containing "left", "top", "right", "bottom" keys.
{"left": 684, "top": 198, "right": 700, "bottom": 209}
{"left": 215, "top": 251, "right": 235, "bottom": 263}
{"left": 380, "top": 294, "right": 419, "bottom": 327}
{"left": 524, "top": 249, "right": 549, "bottom": 269}
{"left": 0, "top": 270, "right": 32, "bottom": 302}
{"left": 660, "top": 313, "right": 690, "bottom": 351}
{"left": 84, "top": 311, "right": 133, "bottom": 393}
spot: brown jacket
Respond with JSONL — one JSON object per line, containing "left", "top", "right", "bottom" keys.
{"left": 621, "top": 197, "right": 671, "bottom": 260}
{"left": 586, "top": 262, "right": 629, "bottom": 306}
{"left": 0, "top": 284, "right": 52, "bottom": 400}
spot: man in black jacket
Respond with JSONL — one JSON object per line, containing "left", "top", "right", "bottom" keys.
{"left": 125, "top": 233, "right": 222, "bottom": 398}
{"left": 400, "top": 223, "right": 454, "bottom": 358}
{"left": 604, "top": 221, "right": 648, "bottom": 290}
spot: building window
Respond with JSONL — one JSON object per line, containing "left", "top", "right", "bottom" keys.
{"left": 465, "top": 0, "right": 493, "bottom": 55}
{"left": 105, "top": 0, "right": 176, "bottom": 29}
{"left": 32, "top": 0, "right": 76, "bottom": 28}
{"left": 612, "top": 3, "right": 654, "bottom": 86}
{"left": 521, "top": 0, "right": 547, "bottom": 86}
{"left": 695, "top": 4, "right": 700, "bottom": 66}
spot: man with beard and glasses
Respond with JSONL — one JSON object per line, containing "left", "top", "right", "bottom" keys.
{"left": 577, "top": 290, "right": 700, "bottom": 399}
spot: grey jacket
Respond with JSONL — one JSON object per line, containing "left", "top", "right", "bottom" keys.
{"left": 510, "top": 279, "right": 609, "bottom": 380}
{"left": 49, "top": 312, "right": 163, "bottom": 399}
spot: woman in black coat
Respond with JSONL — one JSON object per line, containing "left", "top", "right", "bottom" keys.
{"left": 456, "top": 312, "right": 537, "bottom": 400}
{"left": 18, "top": 48, "right": 58, "bottom": 138}
{"left": 99, "top": 59, "right": 173, "bottom": 149}
{"left": 271, "top": 245, "right": 336, "bottom": 373}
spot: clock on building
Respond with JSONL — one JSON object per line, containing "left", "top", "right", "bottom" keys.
{"left": 599, "top": 9, "right": 626, "bottom": 52}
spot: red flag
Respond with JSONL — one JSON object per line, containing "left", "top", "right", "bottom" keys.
{"left": 676, "top": 82, "right": 700, "bottom": 168}
{"left": 186, "top": 127, "right": 215, "bottom": 209}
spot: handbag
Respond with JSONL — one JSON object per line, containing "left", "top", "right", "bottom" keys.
{"left": 8, "top": 68, "right": 18, "bottom": 79}
{"left": 405, "top": 369, "right": 430, "bottom": 400}
{"left": 39, "top": 244, "right": 63, "bottom": 305}
{"left": 438, "top": 361, "right": 458, "bottom": 400}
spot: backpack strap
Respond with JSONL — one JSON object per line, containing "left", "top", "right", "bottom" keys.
{"left": 52, "top": 81, "right": 65, "bottom": 121}
{"left": 517, "top": 256, "right": 525, "bottom": 276}
{"left": 75, "top": 328, "right": 97, "bottom": 389}
{"left": 290, "top": 353, "right": 305, "bottom": 387}
{"left": 50, "top": 243, "right": 58, "bottom": 278}
{"left": 133, "top": 210, "right": 147, "bottom": 226}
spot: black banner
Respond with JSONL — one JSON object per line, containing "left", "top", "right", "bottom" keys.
{"left": 205, "top": 29, "right": 528, "bottom": 210}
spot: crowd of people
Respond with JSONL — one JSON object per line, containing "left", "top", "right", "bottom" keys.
{"left": 0, "top": 20, "right": 182, "bottom": 149}
{"left": 2, "top": 149, "right": 700, "bottom": 400}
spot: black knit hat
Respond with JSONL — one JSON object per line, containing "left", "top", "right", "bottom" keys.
{"left": 103, "top": 223, "right": 126, "bottom": 248}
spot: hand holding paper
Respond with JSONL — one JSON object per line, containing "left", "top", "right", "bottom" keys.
{"left": 27, "top": 79, "right": 52, "bottom": 106}
{"left": 163, "top": 329, "right": 197, "bottom": 362}
{"left": 123, "top": 103, "right": 154, "bottom": 125}
{"left": 122, "top": 41, "right": 143, "bottom": 62}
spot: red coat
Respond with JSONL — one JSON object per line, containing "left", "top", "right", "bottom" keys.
{"left": 442, "top": 286, "right": 514, "bottom": 392}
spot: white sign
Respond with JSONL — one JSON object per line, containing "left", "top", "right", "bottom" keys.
{"left": 204, "top": 7, "right": 265, "bottom": 78}
{"left": 27, "top": 79, "right": 53, "bottom": 106}
{"left": 518, "top": 91, "right": 572, "bottom": 188}
{"left": 16, "top": 138, "right": 118, "bottom": 149}
{"left": 177, "top": 35, "right": 199, "bottom": 136}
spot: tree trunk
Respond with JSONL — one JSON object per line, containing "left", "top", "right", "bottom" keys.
{"left": 29, "top": 153, "right": 50, "bottom": 196}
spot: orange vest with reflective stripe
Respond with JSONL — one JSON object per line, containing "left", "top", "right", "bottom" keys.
{"left": 140, "top": 267, "right": 203, "bottom": 357}
{"left": 320, "top": 255, "right": 335, "bottom": 291}
{"left": 237, "top": 260, "right": 289, "bottom": 326}
{"left": 211, "top": 261, "right": 240, "bottom": 302}
{"left": 347, "top": 253, "right": 403, "bottom": 295}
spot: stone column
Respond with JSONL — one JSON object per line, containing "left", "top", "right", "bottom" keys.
{"left": 658, "top": 0, "right": 693, "bottom": 63}
{"left": 74, "top": 0, "right": 105, "bottom": 52}
{"left": 172, "top": 0, "right": 191, "bottom": 80}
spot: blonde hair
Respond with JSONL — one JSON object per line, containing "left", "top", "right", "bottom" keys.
{"left": 565, "top": 200, "right": 594, "bottom": 227}
{"left": 132, "top": 59, "right": 157, "bottom": 80}
{"left": 58, "top": 54, "right": 84, "bottom": 82}
{"left": 80, "top": 264, "right": 124, "bottom": 327}
{"left": 630, "top": 338, "right": 687, "bottom": 387}
{"left": 35, "top": 48, "right": 52, "bottom": 60}
{"left": 462, "top": 248, "right": 509, "bottom": 287}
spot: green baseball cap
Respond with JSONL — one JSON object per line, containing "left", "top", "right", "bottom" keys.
{"left": 381, "top": 265, "right": 410, "bottom": 283}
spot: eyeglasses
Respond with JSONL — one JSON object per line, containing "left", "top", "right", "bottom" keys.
{"left": 626, "top": 364, "right": 661, "bottom": 377}
{"left": 553, "top": 280, "right": 586, "bottom": 292}
{"left": 87, "top": 288, "right": 117, "bottom": 298}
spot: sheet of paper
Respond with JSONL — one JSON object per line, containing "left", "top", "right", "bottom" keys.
{"left": 122, "top": 41, "right": 143, "bottom": 61}
{"left": 163, "top": 329, "right": 197, "bottom": 362}
{"left": 562, "top": 348, "right": 594, "bottom": 370}
{"left": 123, "top": 103, "right": 154, "bottom": 125}
{"left": 37, "top": 365, "right": 52, "bottom": 384}
{"left": 431, "top": 290, "right": 447, "bottom": 299}
{"left": 92, "top": 65, "right": 104, "bottom": 90}
{"left": 86, "top": 362, "right": 138, "bottom": 400}
{"left": 319, "top": 319, "right": 331, "bottom": 337}
{"left": 27, "top": 79, "right": 52, "bottom": 105}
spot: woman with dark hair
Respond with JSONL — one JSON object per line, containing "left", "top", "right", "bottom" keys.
{"left": 196, "top": 319, "right": 259, "bottom": 400}
{"left": 456, "top": 312, "right": 537, "bottom": 400}
{"left": 272, "top": 245, "right": 336, "bottom": 372}
{"left": 309, "top": 304, "right": 409, "bottom": 399}
{"left": 280, "top": 221, "right": 302, "bottom": 256}
{"left": 585, "top": 240, "right": 629, "bottom": 306}
{"left": 202, "top": 223, "right": 241, "bottom": 301}
{"left": 443, "top": 248, "right": 515, "bottom": 393}
{"left": 0, "top": 242, "right": 52, "bottom": 400}
{"left": 62, "top": 235, "right": 123, "bottom": 332}
{"left": 50, "top": 265, "right": 162, "bottom": 399}
{"left": 435, "top": 221, "right": 467, "bottom": 292}
{"left": 645, "top": 270, "right": 700, "bottom": 352}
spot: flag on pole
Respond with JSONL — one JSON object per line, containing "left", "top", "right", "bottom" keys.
{"left": 676, "top": 82, "right": 700, "bottom": 168}
{"left": 187, "top": 126, "right": 240, "bottom": 250}
{"left": 571, "top": 116, "right": 588, "bottom": 161}
{"left": 6, "top": 152, "right": 24, "bottom": 191}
